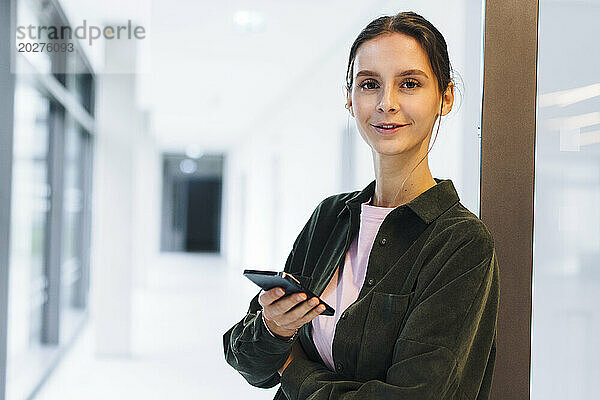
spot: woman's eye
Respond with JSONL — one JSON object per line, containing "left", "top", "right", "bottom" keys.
{"left": 402, "top": 79, "right": 420, "bottom": 89}
{"left": 359, "top": 79, "right": 420, "bottom": 90}
{"left": 359, "top": 80, "right": 379, "bottom": 90}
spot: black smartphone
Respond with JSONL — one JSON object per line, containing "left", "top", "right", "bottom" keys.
{"left": 243, "top": 269, "right": 334, "bottom": 316}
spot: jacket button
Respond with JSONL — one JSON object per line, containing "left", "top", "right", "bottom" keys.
{"left": 340, "top": 311, "right": 348, "bottom": 320}
{"left": 367, "top": 278, "right": 375, "bottom": 286}
{"left": 379, "top": 238, "right": 387, "bottom": 245}
{"left": 336, "top": 362, "right": 343, "bottom": 372}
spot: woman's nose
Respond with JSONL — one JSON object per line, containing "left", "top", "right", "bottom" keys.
{"left": 377, "top": 86, "right": 399, "bottom": 112}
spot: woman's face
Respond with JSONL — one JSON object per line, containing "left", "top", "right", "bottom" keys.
{"left": 347, "top": 32, "right": 453, "bottom": 157}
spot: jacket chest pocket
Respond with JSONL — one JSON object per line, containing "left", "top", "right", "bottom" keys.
{"left": 355, "top": 291, "right": 413, "bottom": 382}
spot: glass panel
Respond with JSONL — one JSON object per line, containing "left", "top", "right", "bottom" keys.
{"left": 65, "top": 51, "right": 95, "bottom": 114}
{"left": 59, "top": 115, "right": 85, "bottom": 343}
{"left": 7, "top": 81, "right": 50, "bottom": 358}
{"left": 61, "top": 117, "right": 83, "bottom": 304}
{"left": 530, "top": 1, "right": 600, "bottom": 398}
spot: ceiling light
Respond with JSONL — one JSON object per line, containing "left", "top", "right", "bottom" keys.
{"left": 233, "top": 10, "right": 265, "bottom": 33}
{"left": 539, "top": 83, "right": 600, "bottom": 107}
{"left": 179, "top": 159, "right": 197, "bottom": 174}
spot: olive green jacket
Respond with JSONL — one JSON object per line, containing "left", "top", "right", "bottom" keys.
{"left": 223, "top": 178, "right": 500, "bottom": 400}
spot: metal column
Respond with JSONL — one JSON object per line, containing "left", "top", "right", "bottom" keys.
{"left": 481, "top": 0, "right": 540, "bottom": 398}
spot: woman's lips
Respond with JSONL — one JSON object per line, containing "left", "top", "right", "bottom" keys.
{"left": 371, "top": 124, "right": 409, "bottom": 135}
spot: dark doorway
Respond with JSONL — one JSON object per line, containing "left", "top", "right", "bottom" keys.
{"left": 185, "top": 178, "right": 222, "bottom": 252}
{"left": 160, "top": 153, "right": 224, "bottom": 253}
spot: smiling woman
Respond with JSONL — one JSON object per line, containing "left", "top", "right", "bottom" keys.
{"left": 224, "top": 11, "right": 499, "bottom": 400}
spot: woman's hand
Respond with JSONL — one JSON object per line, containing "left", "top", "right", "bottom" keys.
{"left": 278, "top": 340, "right": 306, "bottom": 376}
{"left": 259, "top": 287, "right": 326, "bottom": 339}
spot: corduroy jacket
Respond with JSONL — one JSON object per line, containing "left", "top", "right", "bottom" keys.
{"left": 223, "top": 177, "right": 500, "bottom": 400}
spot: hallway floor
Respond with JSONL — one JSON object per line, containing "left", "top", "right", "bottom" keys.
{"left": 34, "top": 253, "right": 279, "bottom": 400}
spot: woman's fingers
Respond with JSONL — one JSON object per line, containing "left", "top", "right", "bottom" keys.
{"left": 296, "top": 303, "right": 326, "bottom": 326}
{"left": 277, "top": 297, "right": 326, "bottom": 328}
{"left": 260, "top": 288, "right": 327, "bottom": 331}
{"left": 258, "top": 287, "right": 285, "bottom": 308}
{"left": 274, "top": 292, "right": 307, "bottom": 315}
{"left": 259, "top": 288, "right": 303, "bottom": 318}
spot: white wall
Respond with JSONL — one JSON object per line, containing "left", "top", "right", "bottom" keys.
{"left": 90, "top": 37, "right": 160, "bottom": 355}
{"left": 132, "top": 110, "right": 161, "bottom": 290}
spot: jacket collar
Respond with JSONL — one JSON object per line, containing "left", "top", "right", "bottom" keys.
{"left": 337, "top": 177, "right": 460, "bottom": 224}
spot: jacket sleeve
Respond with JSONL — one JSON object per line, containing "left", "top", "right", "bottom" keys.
{"left": 222, "top": 200, "right": 324, "bottom": 388}
{"left": 279, "top": 229, "right": 500, "bottom": 400}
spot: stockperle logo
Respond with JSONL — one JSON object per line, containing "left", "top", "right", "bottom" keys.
{"left": 16, "top": 19, "right": 146, "bottom": 46}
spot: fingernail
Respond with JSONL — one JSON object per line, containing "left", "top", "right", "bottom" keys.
{"left": 318, "top": 305, "right": 326, "bottom": 311}
{"left": 309, "top": 298, "right": 318, "bottom": 306}
{"left": 277, "top": 288, "right": 284, "bottom": 296}
{"left": 296, "top": 294, "right": 306, "bottom": 301}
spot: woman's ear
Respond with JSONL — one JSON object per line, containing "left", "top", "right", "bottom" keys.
{"left": 344, "top": 87, "right": 355, "bottom": 117}
{"left": 440, "top": 82, "right": 454, "bottom": 116}
{"left": 346, "top": 98, "right": 354, "bottom": 117}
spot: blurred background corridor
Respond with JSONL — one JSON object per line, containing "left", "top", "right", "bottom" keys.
{"left": 0, "top": 0, "right": 599, "bottom": 399}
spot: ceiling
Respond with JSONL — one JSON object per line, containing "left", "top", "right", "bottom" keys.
{"left": 58, "top": 0, "right": 403, "bottom": 151}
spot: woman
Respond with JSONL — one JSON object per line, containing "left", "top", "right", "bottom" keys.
{"left": 223, "top": 11, "right": 499, "bottom": 400}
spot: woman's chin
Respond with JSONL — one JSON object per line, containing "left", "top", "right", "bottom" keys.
{"left": 371, "top": 142, "right": 415, "bottom": 157}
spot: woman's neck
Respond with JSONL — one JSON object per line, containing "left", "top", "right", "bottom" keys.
{"left": 371, "top": 168, "right": 436, "bottom": 208}
{"left": 370, "top": 138, "right": 437, "bottom": 208}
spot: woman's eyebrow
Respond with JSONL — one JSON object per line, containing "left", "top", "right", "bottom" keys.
{"left": 356, "top": 69, "right": 428, "bottom": 78}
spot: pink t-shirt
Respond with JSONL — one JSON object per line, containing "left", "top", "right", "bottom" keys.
{"left": 310, "top": 196, "right": 395, "bottom": 371}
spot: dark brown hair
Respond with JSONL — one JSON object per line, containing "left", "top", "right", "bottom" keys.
{"left": 345, "top": 11, "right": 457, "bottom": 109}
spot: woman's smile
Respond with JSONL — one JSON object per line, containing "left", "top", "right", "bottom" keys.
{"left": 370, "top": 123, "right": 411, "bottom": 135}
